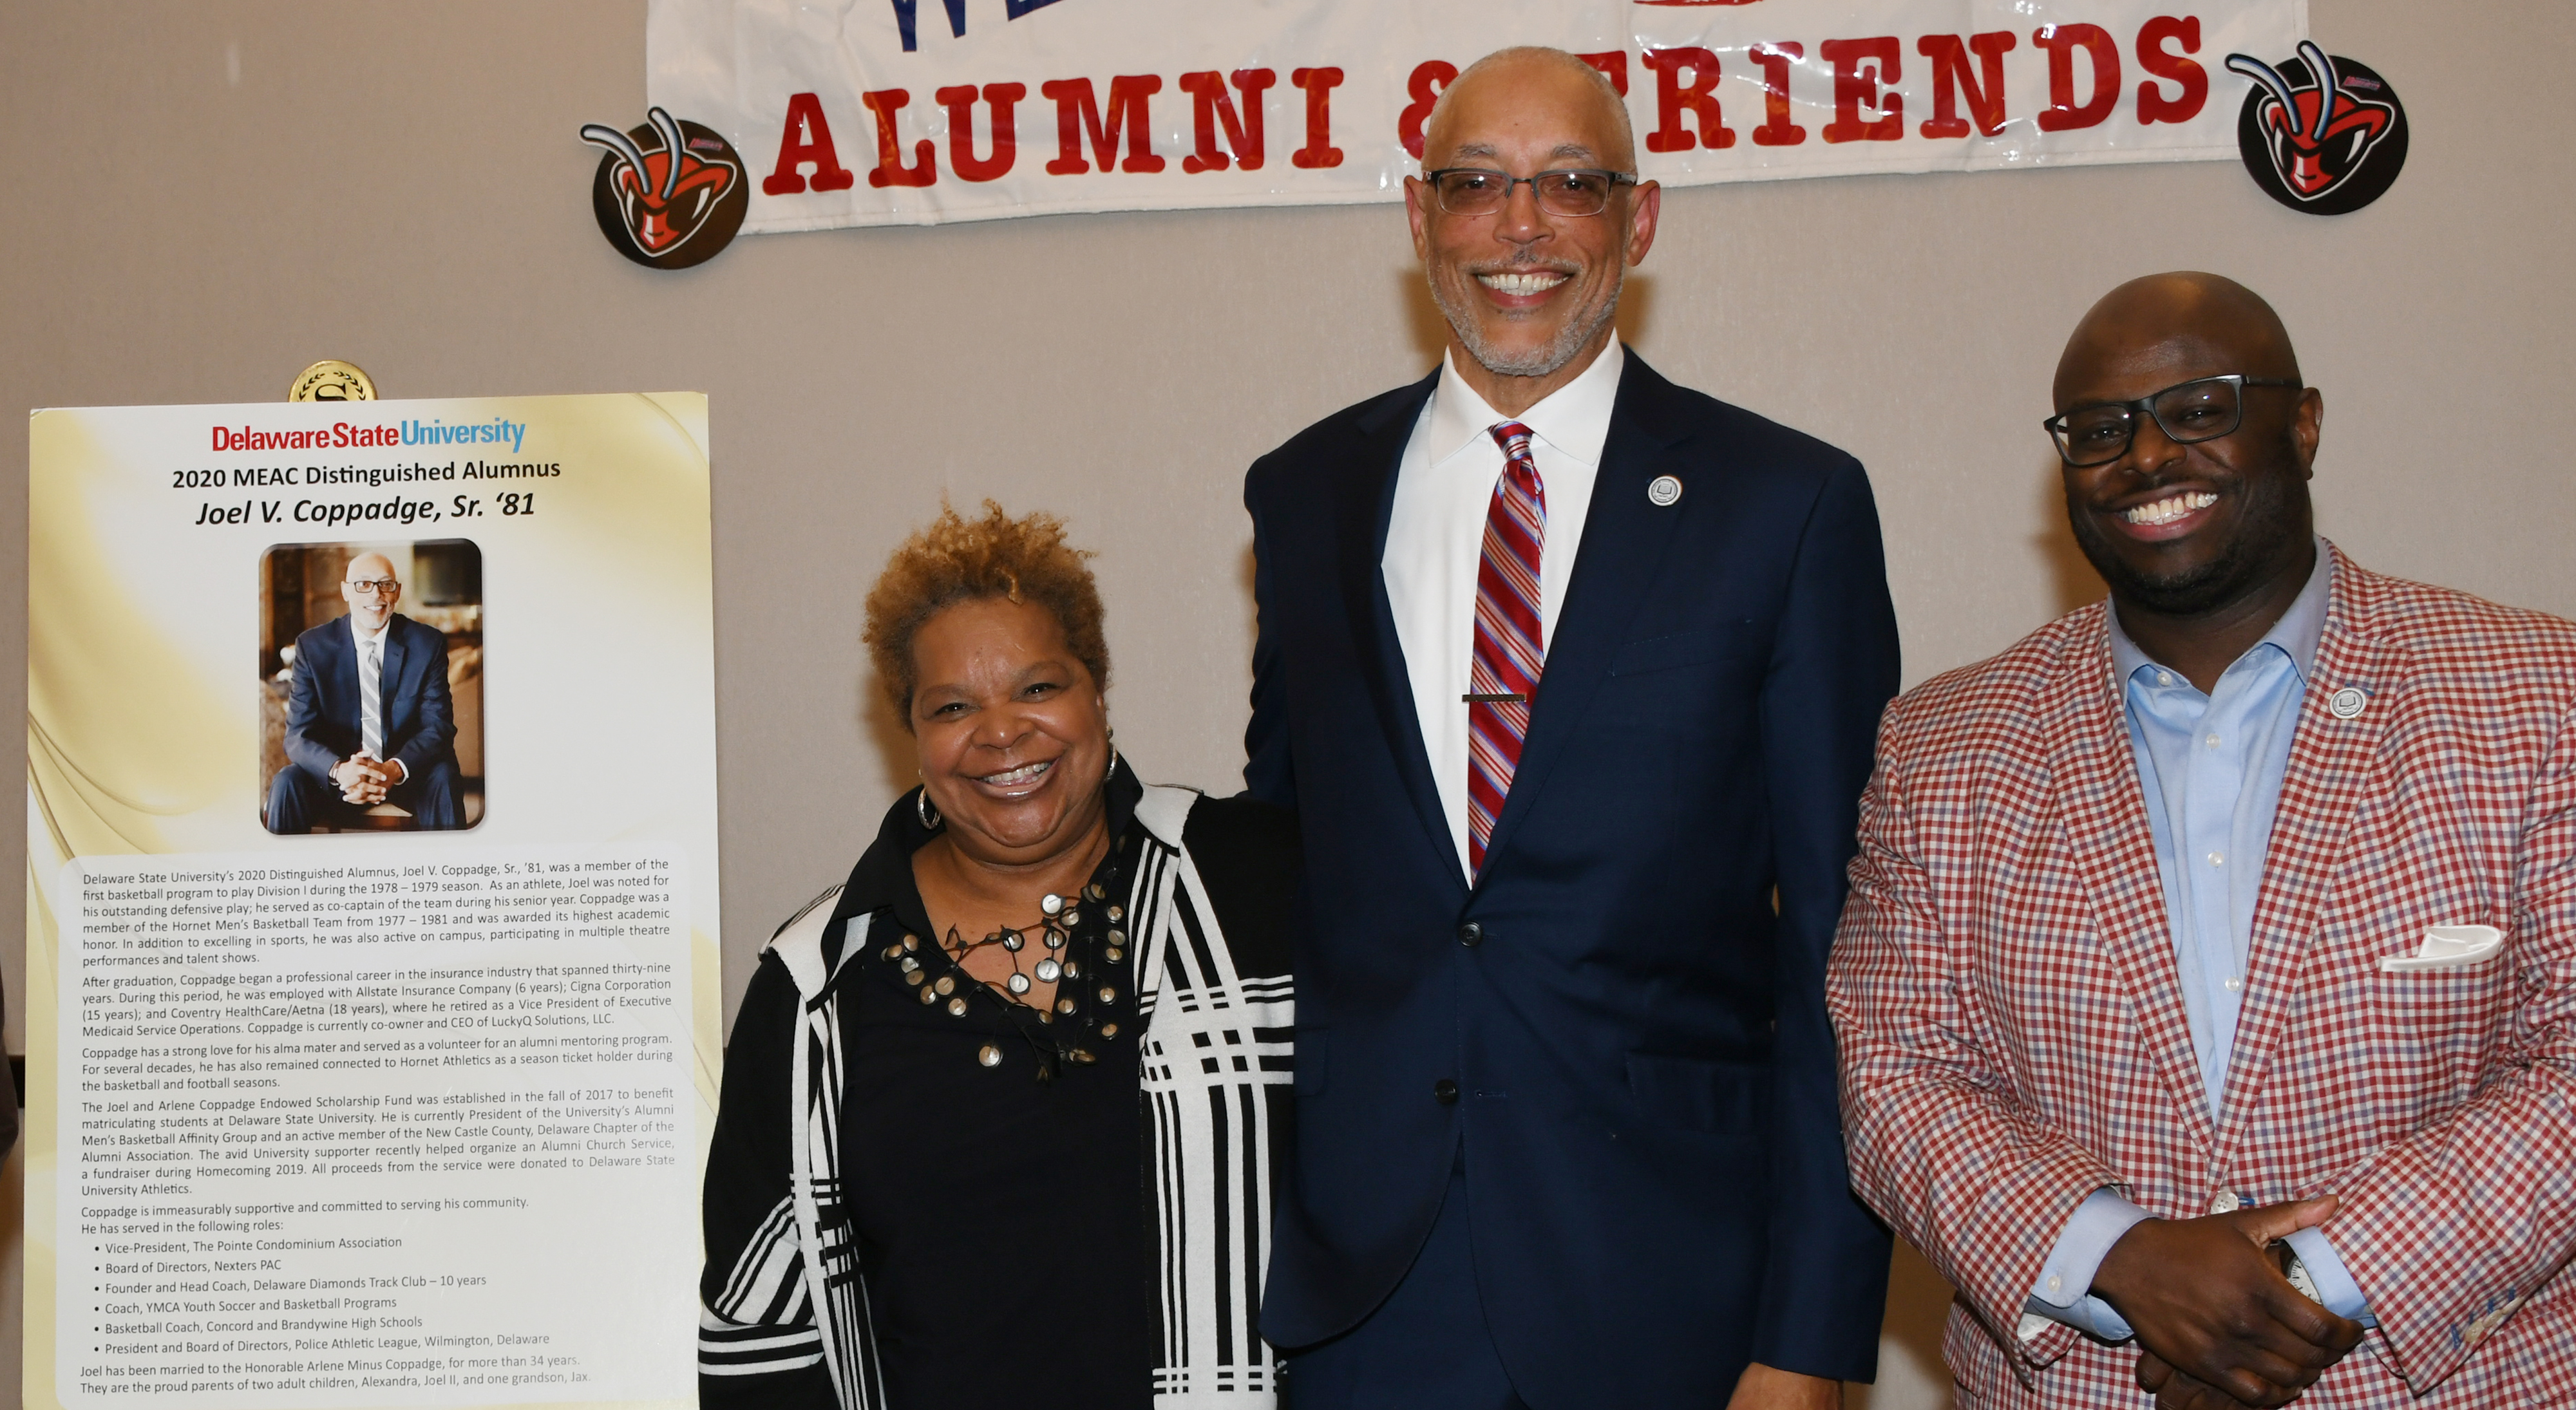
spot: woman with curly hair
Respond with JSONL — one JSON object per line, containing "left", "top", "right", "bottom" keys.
{"left": 697, "top": 501, "right": 1298, "bottom": 1410}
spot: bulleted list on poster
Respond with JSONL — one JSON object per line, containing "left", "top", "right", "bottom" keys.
{"left": 32, "top": 390, "right": 716, "bottom": 1409}
{"left": 61, "top": 845, "right": 694, "bottom": 1405}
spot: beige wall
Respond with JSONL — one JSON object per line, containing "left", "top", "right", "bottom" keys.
{"left": 6, "top": 3, "right": 2571, "bottom": 1405}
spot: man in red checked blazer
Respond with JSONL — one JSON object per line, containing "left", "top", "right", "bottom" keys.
{"left": 1830, "top": 272, "right": 2576, "bottom": 1409}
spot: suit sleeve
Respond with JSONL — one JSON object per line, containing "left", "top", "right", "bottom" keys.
{"left": 1829, "top": 704, "right": 2132, "bottom": 1367}
{"left": 1748, "top": 457, "right": 1899, "bottom": 1380}
{"left": 2316, "top": 701, "right": 2576, "bottom": 1392}
{"left": 698, "top": 955, "right": 836, "bottom": 1408}
{"left": 1242, "top": 469, "right": 1296, "bottom": 810}
{"left": 281, "top": 641, "right": 341, "bottom": 780}
{"left": 389, "top": 626, "right": 457, "bottom": 778}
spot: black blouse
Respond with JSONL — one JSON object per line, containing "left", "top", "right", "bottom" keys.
{"left": 700, "top": 766, "right": 1298, "bottom": 1410}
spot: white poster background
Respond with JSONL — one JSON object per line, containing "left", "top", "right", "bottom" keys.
{"left": 649, "top": 0, "right": 2305, "bottom": 230}
{"left": 58, "top": 845, "right": 696, "bottom": 1407}
{"left": 28, "top": 393, "right": 719, "bottom": 1410}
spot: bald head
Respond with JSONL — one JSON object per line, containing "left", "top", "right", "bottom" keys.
{"left": 2054, "top": 272, "right": 2301, "bottom": 410}
{"left": 342, "top": 551, "right": 401, "bottom": 630}
{"left": 1424, "top": 47, "right": 1636, "bottom": 173}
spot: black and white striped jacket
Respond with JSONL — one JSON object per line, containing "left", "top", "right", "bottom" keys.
{"left": 698, "top": 781, "right": 1295, "bottom": 1408}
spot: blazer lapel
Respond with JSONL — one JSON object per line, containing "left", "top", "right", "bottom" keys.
{"left": 2212, "top": 547, "right": 2395, "bottom": 1152}
{"left": 2043, "top": 615, "right": 2221, "bottom": 1149}
{"left": 1474, "top": 355, "right": 1688, "bottom": 878}
{"left": 375, "top": 617, "right": 408, "bottom": 740}
{"left": 1331, "top": 373, "right": 1466, "bottom": 895}
{"left": 330, "top": 623, "right": 364, "bottom": 742}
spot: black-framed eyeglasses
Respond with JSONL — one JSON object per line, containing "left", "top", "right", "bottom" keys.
{"left": 2043, "top": 375, "right": 2304, "bottom": 467}
{"left": 1422, "top": 167, "right": 1637, "bottom": 218}
{"left": 345, "top": 578, "right": 400, "bottom": 597}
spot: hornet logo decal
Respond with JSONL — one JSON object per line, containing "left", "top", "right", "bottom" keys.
{"left": 580, "top": 108, "right": 749, "bottom": 269}
{"left": 2225, "top": 43, "right": 2407, "bottom": 216}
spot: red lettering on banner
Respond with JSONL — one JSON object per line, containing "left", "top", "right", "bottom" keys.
{"left": 762, "top": 92, "right": 858, "bottom": 195}
{"left": 2136, "top": 16, "right": 2208, "bottom": 124}
{"left": 1576, "top": 52, "right": 1629, "bottom": 98}
{"left": 1642, "top": 48, "right": 1734, "bottom": 153}
{"left": 1180, "top": 69, "right": 1276, "bottom": 173}
{"left": 936, "top": 83, "right": 1025, "bottom": 183}
{"left": 861, "top": 89, "right": 937, "bottom": 187}
{"left": 1290, "top": 67, "right": 1345, "bottom": 169}
{"left": 1041, "top": 75, "right": 1167, "bottom": 174}
{"left": 1748, "top": 44, "right": 1807, "bottom": 146}
{"left": 1916, "top": 32, "right": 2016, "bottom": 138}
{"left": 753, "top": 19, "right": 2221, "bottom": 201}
{"left": 1821, "top": 37, "right": 1902, "bottom": 143}
{"left": 2034, "top": 24, "right": 2121, "bottom": 131}
{"left": 1399, "top": 61, "right": 1457, "bottom": 160}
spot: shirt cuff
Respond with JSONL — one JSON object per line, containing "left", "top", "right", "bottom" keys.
{"left": 2022, "top": 1292, "right": 2135, "bottom": 1343}
{"left": 2282, "top": 1225, "right": 2376, "bottom": 1326}
{"left": 2021, "top": 1189, "right": 2153, "bottom": 1342}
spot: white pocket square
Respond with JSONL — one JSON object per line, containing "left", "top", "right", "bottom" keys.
{"left": 2380, "top": 925, "right": 2505, "bottom": 973}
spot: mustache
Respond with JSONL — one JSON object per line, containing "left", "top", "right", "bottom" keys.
{"left": 1467, "top": 254, "right": 1581, "bottom": 275}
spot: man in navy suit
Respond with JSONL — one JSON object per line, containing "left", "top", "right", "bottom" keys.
{"left": 266, "top": 550, "right": 464, "bottom": 832}
{"left": 1244, "top": 48, "right": 1897, "bottom": 1408}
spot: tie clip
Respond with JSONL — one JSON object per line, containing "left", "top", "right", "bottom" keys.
{"left": 1462, "top": 692, "right": 1526, "bottom": 704}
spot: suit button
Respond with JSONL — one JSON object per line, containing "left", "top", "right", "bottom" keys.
{"left": 1457, "top": 923, "right": 1483, "bottom": 948}
{"left": 1433, "top": 1079, "right": 1460, "bottom": 1105}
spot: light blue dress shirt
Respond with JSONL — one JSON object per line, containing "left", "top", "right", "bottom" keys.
{"left": 2027, "top": 542, "right": 2374, "bottom": 1339}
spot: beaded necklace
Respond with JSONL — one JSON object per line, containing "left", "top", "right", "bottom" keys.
{"left": 880, "top": 868, "right": 1132, "bottom": 1083}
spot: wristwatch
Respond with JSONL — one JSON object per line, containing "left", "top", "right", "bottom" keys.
{"left": 2274, "top": 1240, "right": 2323, "bottom": 1303}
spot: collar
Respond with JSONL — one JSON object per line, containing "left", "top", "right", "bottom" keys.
{"left": 1420, "top": 339, "right": 1625, "bottom": 471}
{"left": 350, "top": 614, "right": 393, "bottom": 647}
{"left": 2108, "top": 536, "right": 2334, "bottom": 688}
{"left": 828, "top": 755, "right": 1144, "bottom": 968}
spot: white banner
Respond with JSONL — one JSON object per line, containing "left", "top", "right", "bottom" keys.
{"left": 647, "top": 0, "right": 2304, "bottom": 230}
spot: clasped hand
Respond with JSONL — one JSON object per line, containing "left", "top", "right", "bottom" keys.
{"left": 2090, "top": 1196, "right": 2365, "bottom": 1409}
{"left": 332, "top": 753, "right": 401, "bottom": 805}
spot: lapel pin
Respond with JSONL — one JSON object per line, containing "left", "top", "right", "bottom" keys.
{"left": 1647, "top": 475, "right": 1683, "bottom": 507}
{"left": 2329, "top": 687, "right": 2368, "bottom": 719}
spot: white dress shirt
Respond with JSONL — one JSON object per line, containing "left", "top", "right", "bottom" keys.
{"left": 1382, "top": 341, "right": 1623, "bottom": 873}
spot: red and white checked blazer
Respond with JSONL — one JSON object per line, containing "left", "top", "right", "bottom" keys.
{"left": 1830, "top": 545, "right": 2576, "bottom": 1407}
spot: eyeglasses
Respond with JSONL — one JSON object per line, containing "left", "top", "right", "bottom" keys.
{"left": 2044, "top": 375, "right": 2304, "bottom": 467}
{"left": 345, "top": 578, "right": 401, "bottom": 597}
{"left": 1422, "top": 167, "right": 1637, "bottom": 218}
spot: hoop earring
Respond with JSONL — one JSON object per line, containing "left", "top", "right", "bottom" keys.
{"left": 917, "top": 780, "right": 942, "bottom": 831}
{"left": 1105, "top": 731, "right": 1118, "bottom": 784}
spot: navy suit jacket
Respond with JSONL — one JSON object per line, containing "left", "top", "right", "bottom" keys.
{"left": 1245, "top": 352, "right": 1897, "bottom": 1398}
{"left": 282, "top": 613, "right": 457, "bottom": 783}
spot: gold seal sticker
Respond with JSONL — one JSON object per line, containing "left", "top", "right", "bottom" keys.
{"left": 287, "top": 359, "right": 377, "bottom": 402}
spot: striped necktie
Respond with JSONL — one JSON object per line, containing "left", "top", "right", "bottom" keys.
{"left": 1467, "top": 420, "right": 1546, "bottom": 876}
{"left": 360, "top": 637, "right": 384, "bottom": 762}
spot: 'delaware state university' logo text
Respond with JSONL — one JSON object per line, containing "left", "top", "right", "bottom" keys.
{"left": 2226, "top": 42, "right": 2407, "bottom": 216}
{"left": 580, "top": 108, "right": 749, "bottom": 268}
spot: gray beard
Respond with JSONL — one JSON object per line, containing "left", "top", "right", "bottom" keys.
{"left": 1432, "top": 265, "right": 1622, "bottom": 380}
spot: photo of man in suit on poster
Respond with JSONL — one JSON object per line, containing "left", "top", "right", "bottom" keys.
{"left": 261, "top": 541, "right": 484, "bottom": 833}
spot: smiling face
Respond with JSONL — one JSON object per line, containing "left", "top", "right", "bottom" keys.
{"left": 340, "top": 551, "right": 401, "bottom": 632}
{"left": 2053, "top": 276, "right": 2322, "bottom": 617}
{"left": 1407, "top": 50, "right": 1658, "bottom": 400}
{"left": 908, "top": 596, "right": 1111, "bottom": 867}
